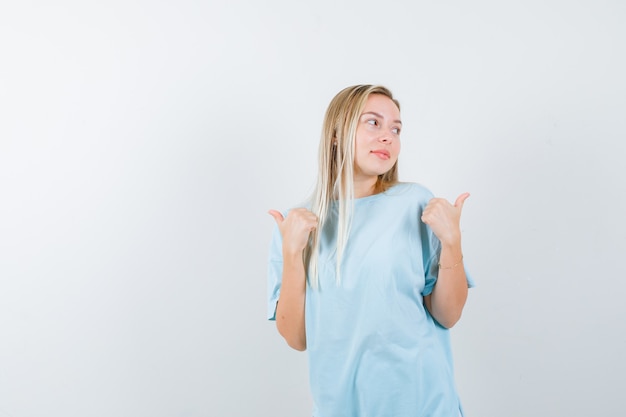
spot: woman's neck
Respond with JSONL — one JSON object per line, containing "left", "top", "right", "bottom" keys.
{"left": 353, "top": 177, "right": 378, "bottom": 199}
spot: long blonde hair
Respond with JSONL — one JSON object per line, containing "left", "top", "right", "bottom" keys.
{"left": 306, "top": 85, "right": 400, "bottom": 288}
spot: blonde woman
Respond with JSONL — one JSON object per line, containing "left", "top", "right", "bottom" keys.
{"left": 267, "top": 85, "right": 475, "bottom": 416}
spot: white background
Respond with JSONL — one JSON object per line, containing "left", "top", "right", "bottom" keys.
{"left": 1, "top": 1, "right": 625, "bottom": 416}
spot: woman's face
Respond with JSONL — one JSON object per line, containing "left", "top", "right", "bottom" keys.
{"left": 353, "top": 93, "right": 402, "bottom": 182}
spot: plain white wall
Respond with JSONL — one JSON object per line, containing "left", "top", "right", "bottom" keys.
{"left": 1, "top": 1, "right": 624, "bottom": 416}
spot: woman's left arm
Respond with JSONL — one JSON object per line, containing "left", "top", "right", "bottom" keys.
{"left": 421, "top": 193, "right": 470, "bottom": 328}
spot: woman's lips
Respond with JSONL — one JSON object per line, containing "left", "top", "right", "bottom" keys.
{"left": 371, "top": 149, "right": 390, "bottom": 160}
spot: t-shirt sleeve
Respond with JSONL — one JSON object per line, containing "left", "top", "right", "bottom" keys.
{"left": 267, "top": 223, "right": 283, "bottom": 321}
{"left": 421, "top": 231, "right": 440, "bottom": 297}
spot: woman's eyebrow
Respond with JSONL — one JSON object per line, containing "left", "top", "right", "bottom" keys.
{"left": 361, "top": 111, "right": 402, "bottom": 124}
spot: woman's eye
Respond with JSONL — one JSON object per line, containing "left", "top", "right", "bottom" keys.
{"left": 367, "top": 119, "right": 378, "bottom": 126}
{"left": 392, "top": 127, "right": 401, "bottom": 134}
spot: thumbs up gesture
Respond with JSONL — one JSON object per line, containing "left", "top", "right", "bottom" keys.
{"left": 268, "top": 208, "right": 319, "bottom": 256}
{"left": 420, "top": 193, "right": 470, "bottom": 246}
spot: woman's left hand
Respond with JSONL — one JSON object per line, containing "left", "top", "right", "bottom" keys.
{"left": 421, "top": 193, "right": 470, "bottom": 246}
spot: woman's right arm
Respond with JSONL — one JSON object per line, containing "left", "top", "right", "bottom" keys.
{"left": 275, "top": 250, "right": 307, "bottom": 350}
{"left": 268, "top": 208, "right": 318, "bottom": 351}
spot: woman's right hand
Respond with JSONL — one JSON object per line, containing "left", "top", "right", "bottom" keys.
{"left": 268, "top": 208, "right": 318, "bottom": 255}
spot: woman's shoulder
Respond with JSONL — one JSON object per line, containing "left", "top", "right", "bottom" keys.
{"left": 387, "top": 181, "right": 435, "bottom": 201}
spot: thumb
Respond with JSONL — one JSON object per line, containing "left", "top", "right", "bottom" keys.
{"left": 268, "top": 209, "right": 284, "bottom": 225}
{"left": 454, "top": 192, "right": 470, "bottom": 208}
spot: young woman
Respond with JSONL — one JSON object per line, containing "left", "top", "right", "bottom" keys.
{"left": 267, "top": 85, "right": 474, "bottom": 416}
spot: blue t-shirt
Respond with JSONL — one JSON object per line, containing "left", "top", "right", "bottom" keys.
{"left": 267, "top": 182, "right": 475, "bottom": 417}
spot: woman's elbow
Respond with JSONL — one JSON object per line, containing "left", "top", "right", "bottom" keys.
{"left": 285, "top": 337, "right": 307, "bottom": 351}
{"left": 276, "top": 322, "right": 307, "bottom": 351}
{"left": 436, "top": 311, "right": 462, "bottom": 329}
